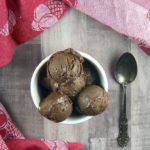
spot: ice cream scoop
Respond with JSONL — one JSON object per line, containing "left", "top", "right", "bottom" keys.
{"left": 77, "top": 85, "right": 108, "bottom": 116}
{"left": 47, "top": 48, "right": 84, "bottom": 83}
{"left": 49, "top": 70, "right": 86, "bottom": 97}
{"left": 39, "top": 92, "right": 72, "bottom": 122}
{"left": 47, "top": 48, "right": 86, "bottom": 96}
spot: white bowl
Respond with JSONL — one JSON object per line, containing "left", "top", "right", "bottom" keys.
{"left": 30, "top": 51, "right": 108, "bottom": 124}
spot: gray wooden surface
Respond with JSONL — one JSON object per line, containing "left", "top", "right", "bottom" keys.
{"left": 0, "top": 9, "right": 150, "bottom": 150}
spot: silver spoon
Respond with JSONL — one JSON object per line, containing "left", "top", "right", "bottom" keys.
{"left": 114, "top": 52, "right": 137, "bottom": 147}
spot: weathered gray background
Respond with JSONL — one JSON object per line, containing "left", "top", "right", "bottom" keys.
{"left": 0, "top": 9, "right": 150, "bottom": 150}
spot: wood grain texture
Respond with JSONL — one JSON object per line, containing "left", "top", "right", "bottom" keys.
{"left": 0, "top": 8, "right": 150, "bottom": 150}
{"left": 0, "top": 44, "right": 43, "bottom": 138}
{"left": 131, "top": 43, "right": 150, "bottom": 150}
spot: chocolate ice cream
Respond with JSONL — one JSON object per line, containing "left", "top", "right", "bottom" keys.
{"left": 39, "top": 92, "right": 72, "bottom": 122}
{"left": 47, "top": 48, "right": 86, "bottom": 96}
{"left": 47, "top": 48, "right": 84, "bottom": 83}
{"left": 59, "top": 73, "right": 86, "bottom": 96}
{"left": 77, "top": 85, "right": 108, "bottom": 116}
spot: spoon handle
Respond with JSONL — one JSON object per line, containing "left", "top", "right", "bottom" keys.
{"left": 117, "top": 85, "right": 129, "bottom": 147}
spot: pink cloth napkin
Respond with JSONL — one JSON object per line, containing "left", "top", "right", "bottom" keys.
{"left": 0, "top": 102, "right": 82, "bottom": 150}
{"left": 0, "top": 0, "right": 150, "bottom": 68}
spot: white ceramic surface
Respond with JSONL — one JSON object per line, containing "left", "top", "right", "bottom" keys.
{"left": 30, "top": 51, "right": 108, "bottom": 124}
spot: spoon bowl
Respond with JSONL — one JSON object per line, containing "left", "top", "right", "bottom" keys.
{"left": 114, "top": 53, "right": 137, "bottom": 85}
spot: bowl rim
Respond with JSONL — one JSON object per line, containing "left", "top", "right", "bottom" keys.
{"left": 30, "top": 51, "right": 108, "bottom": 124}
